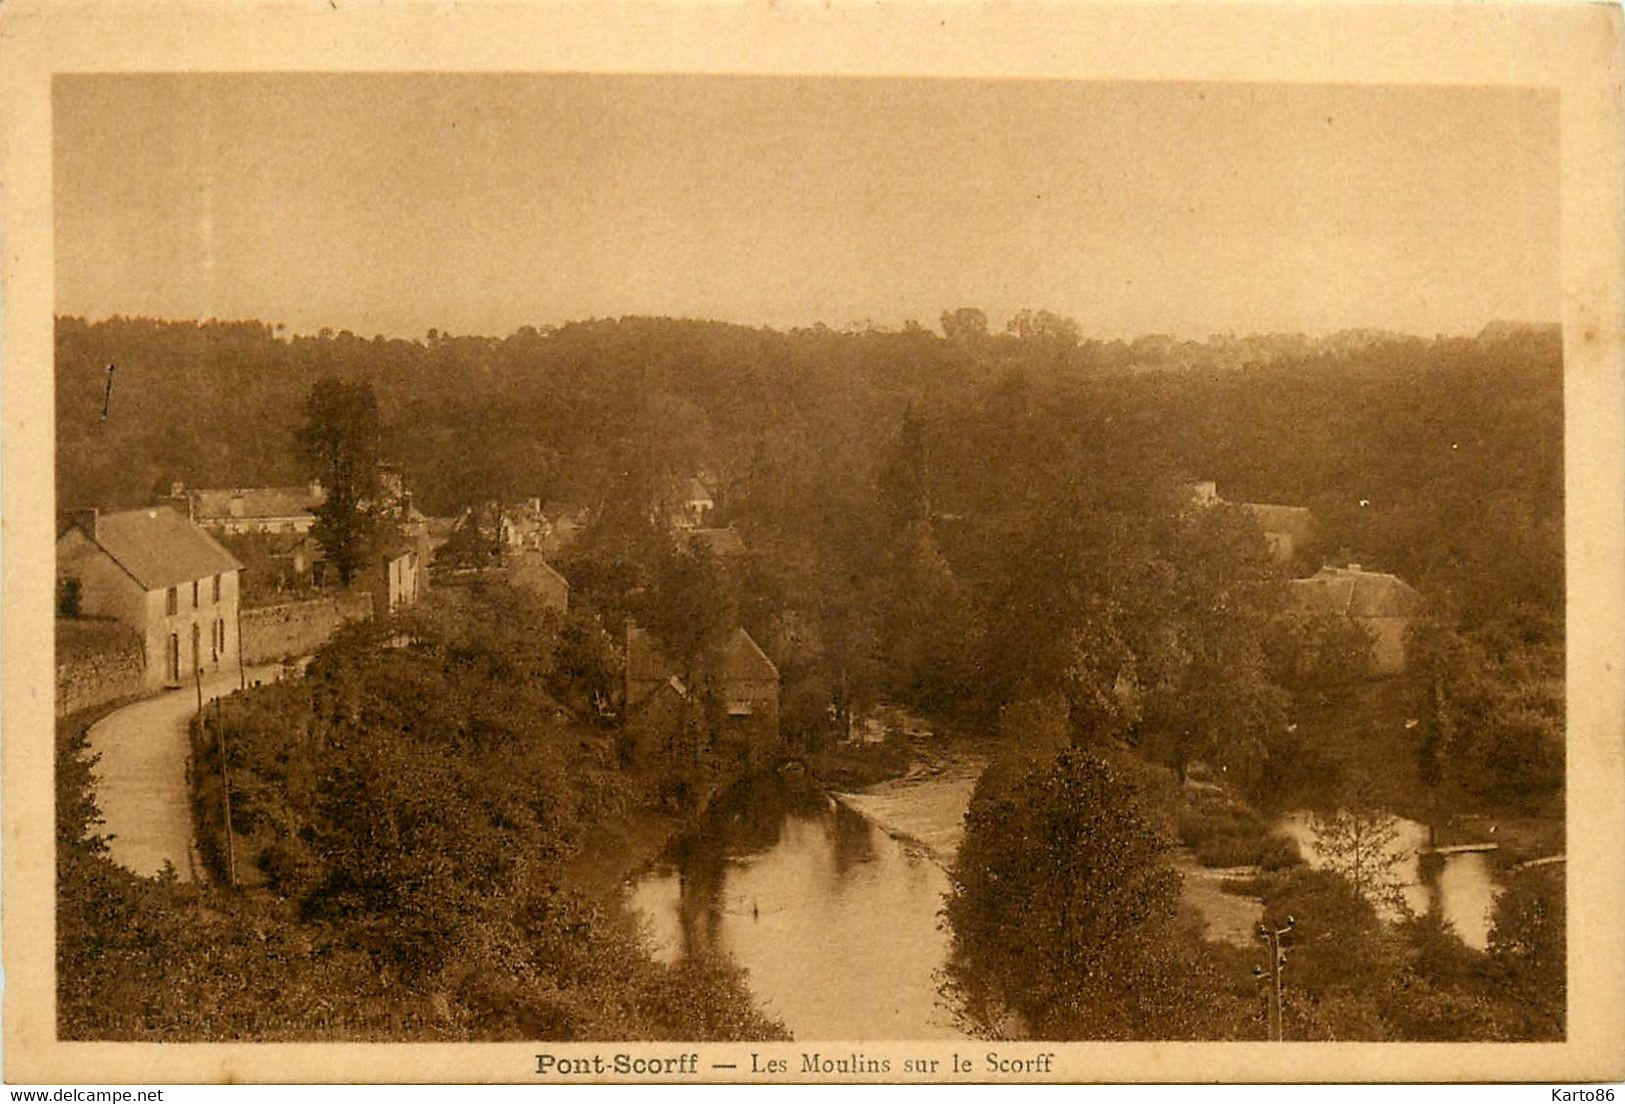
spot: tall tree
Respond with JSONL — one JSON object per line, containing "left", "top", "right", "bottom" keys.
{"left": 877, "top": 405, "right": 932, "bottom": 529}
{"left": 643, "top": 542, "right": 735, "bottom": 683}
{"left": 298, "top": 378, "right": 383, "bottom": 585}
{"left": 940, "top": 306, "right": 990, "bottom": 344}
{"left": 1309, "top": 790, "right": 1411, "bottom": 914}
{"left": 943, "top": 747, "right": 1228, "bottom": 1039}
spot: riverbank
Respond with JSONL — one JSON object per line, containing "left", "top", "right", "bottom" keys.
{"left": 1269, "top": 683, "right": 1565, "bottom": 875}
{"left": 827, "top": 736, "right": 986, "bottom": 866}
{"left": 570, "top": 759, "right": 805, "bottom": 902}
{"left": 564, "top": 803, "right": 687, "bottom": 900}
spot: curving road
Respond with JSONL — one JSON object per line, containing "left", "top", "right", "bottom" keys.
{"left": 85, "top": 663, "right": 286, "bottom": 881}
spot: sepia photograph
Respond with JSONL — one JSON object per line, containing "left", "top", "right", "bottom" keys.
{"left": 4, "top": 0, "right": 1623, "bottom": 1088}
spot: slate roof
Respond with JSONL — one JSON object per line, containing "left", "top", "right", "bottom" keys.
{"left": 510, "top": 550, "right": 569, "bottom": 586}
{"left": 1289, "top": 566, "right": 1425, "bottom": 619}
{"left": 718, "top": 627, "right": 779, "bottom": 682}
{"left": 626, "top": 625, "right": 778, "bottom": 685}
{"left": 190, "top": 485, "right": 324, "bottom": 521}
{"left": 626, "top": 625, "right": 672, "bottom": 683}
{"left": 77, "top": 506, "right": 243, "bottom": 591}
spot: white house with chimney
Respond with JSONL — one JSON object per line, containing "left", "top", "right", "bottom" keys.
{"left": 56, "top": 506, "right": 244, "bottom": 689}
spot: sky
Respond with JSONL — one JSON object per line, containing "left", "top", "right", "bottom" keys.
{"left": 53, "top": 73, "right": 1560, "bottom": 341}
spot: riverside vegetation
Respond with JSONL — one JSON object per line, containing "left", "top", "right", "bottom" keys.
{"left": 58, "top": 583, "right": 787, "bottom": 1041}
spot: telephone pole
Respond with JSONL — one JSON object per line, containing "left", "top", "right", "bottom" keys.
{"left": 1254, "top": 916, "right": 1295, "bottom": 1041}
{"left": 216, "top": 694, "right": 239, "bottom": 889}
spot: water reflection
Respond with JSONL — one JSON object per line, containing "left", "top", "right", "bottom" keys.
{"left": 1274, "top": 810, "right": 1503, "bottom": 949}
{"left": 627, "top": 774, "right": 965, "bottom": 1040}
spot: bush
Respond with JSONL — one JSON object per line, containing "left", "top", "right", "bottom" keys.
{"left": 1257, "top": 833, "right": 1303, "bottom": 871}
{"left": 1178, "top": 795, "right": 1302, "bottom": 870}
{"left": 1194, "top": 834, "right": 1257, "bottom": 868}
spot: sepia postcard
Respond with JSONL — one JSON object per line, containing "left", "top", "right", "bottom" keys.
{"left": 3, "top": 0, "right": 1623, "bottom": 1086}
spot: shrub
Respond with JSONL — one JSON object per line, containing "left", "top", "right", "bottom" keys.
{"left": 1257, "top": 833, "right": 1304, "bottom": 871}
{"left": 1195, "top": 834, "right": 1257, "bottom": 868}
{"left": 1178, "top": 795, "right": 1302, "bottom": 870}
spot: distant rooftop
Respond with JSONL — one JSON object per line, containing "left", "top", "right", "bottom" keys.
{"left": 627, "top": 624, "right": 778, "bottom": 685}
{"left": 188, "top": 484, "right": 324, "bottom": 521}
{"left": 1290, "top": 564, "right": 1424, "bottom": 620}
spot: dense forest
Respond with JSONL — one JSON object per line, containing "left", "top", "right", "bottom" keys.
{"left": 56, "top": 313, "right": 1562, "bottom": 624}
{"left": 57, "top": 312, "right": 1563, "bottom": 785}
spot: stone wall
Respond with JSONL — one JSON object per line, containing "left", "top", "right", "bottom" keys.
{"left": 56, "top": 618, "right": 145, "bottom": 717}
{"left": 240, "top": 592, "right": 374, "bottom": 665}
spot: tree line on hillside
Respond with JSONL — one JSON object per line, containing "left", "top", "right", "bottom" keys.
{"left": 58, "top": 311, "right": 1564, "bottom": 812}
{"left": 56, "top": 313, "right": 1562, "bottom": 637}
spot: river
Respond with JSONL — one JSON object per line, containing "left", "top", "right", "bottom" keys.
{"left": 625, "top": 762, "right": 1508, "bottom": 1040}
{"left": 625, "top": 769, "right": 973, "bottom": 1039}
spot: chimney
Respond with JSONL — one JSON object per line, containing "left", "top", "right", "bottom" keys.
{"left": 69, "top": 508, "right": 99, "bottom": 541}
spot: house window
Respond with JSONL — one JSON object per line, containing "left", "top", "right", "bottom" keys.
{"left": 213, "top": 574, "right": 221, "bottom": 603}
{"left": 56, "top": 577, "right": 81, "bottom": 618}
{"left": 166, "top": 586, "right": 178, "bottom": 615}
{"left": 192, "top": 580, "right": 200, "bottom": 608}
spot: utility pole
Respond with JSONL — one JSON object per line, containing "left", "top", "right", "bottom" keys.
{"left": 235, "top": 587, "right": 247, "bottom": 690}
{"left": 1254, "top": 916, "right": 1295, "bottom": 1041}
{"left": 216, "top": 694, "right": 239, "bottom": 889}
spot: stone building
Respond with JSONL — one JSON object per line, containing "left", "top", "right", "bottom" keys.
{"left": 623, "top": 622, "right": 780, "bottom": 769}
{"left": 56, "top": 506, "right": 243, "bottom": 690}
{"left": 506, "top": 550, "right": 570, "bottom": 612}
{"left": 1289, "top": 563, "right": 1426, "bottom": 674}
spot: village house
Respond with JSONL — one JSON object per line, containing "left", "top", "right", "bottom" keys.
{"left": 56, "top": 506, "right": 244, "bottom": 690}
{"left": 483, "top": 498, "right": 601, "bottom": 556}
{"left": 1289, "top": 563, "right": 1426, "bottom": 674}
{"left": 215, "top": 530, "right": 324, "bottom": 597}
{"left": 505, "top": 550, "right": 570, "bottom": 612}
{"left": 623, "top": 622, "right": 780, "bottom": 769}
{"left": 179, "top": 464, "right": 419, "bottom": 537}
{"left": 1185, "top": 480, "right": 1314, "bottom": 565}
{"left": 176, "top": 481, "right": 325, "bottom": 535}
{"left": 666, "top": 476, "right": 716, "bottom": 531}
{"left": 369, "top": 539, "right": 423, "bottom": 614}
{"left": 500, "top": 499, "right": 548, "bottom": 550}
